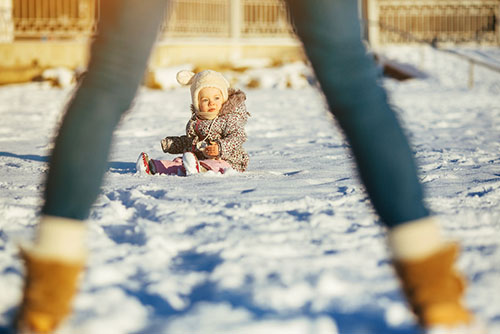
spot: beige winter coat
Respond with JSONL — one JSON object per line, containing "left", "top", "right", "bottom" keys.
{"left": 164, "top": 88, "right": 250, "bottom": 172}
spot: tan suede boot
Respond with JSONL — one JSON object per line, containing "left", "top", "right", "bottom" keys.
{"left": 16, "top": 216, "right": 87, "bottom": 333}
{"left": 394, "top": 243, "right": 473, "bottom": 329}
{"left": 16, "top": 248, "right": 85, "bottom": 333}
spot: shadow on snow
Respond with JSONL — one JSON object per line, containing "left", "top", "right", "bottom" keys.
{"left": 0, "top": 151, "right": 136, "bottom": 174}
{"left": 127, "top": 250, "right": 420, "bottom": 334}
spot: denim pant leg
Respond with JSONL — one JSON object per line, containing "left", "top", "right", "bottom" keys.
{"left": 42, "top": 0, "right": 168, "bottom": 220}
{"left": 286, "top": 0, "right": 429, "bottom": 227}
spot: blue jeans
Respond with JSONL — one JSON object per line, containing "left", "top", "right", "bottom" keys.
{"left": 42, "top": 0, "right": 429, "bottom": 228}
{"left": 42, "top": 0, "right": 168, "bottom": 220}
{"left": 285, "top": 0, "right": 429, "bottom": 227}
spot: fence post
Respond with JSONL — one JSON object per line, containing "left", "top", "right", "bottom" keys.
{"left": 497, "top": 3, "right": 500, "bottom": 44}
{"left": 230, "top": 0, "right": 242, "bottom": 41}
{"left": 230, "top": 0, "right": 242, "bottom": 60}
{"left": 367, "top": 0, "right": 380, "bottom": 48}
{"left": 0, "top": 0, "right": 14, "bottom": 42}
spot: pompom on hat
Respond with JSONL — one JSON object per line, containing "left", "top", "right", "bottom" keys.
{"left": 176, "top": 70, "right": 230, "bottom": 111}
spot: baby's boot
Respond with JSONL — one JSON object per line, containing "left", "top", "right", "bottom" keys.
{"left": 182, "top": 152, "right": 205, "bottom": 175}
{"left": 16, "top": 216, "right": 86, "bottom": 334}
{"left": 136, "top": 152, "right": 155, "bottom": 175}
{"left": 389, "top": 217, "right": 482, "bottom": 333}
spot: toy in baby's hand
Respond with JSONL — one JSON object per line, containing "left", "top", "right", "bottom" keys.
{"left": 198, "top": 141, "right": 219, "bottom": 159}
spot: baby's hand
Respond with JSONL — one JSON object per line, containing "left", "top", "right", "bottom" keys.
{"left": 161, "top": 137, "right": 173, "bottom": 153}
{"left": 203, "top": 142, "right": 219, "bottom": 158}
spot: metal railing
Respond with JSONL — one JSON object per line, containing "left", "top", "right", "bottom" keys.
{"left": 241, "top": 0, "right": 292, "bottom": 37}
{"left": 160, "top": 0, "right": 294, "bottom": 40}
{"left": 12, "top": 0, "right": 98, "bottom": 39}
{"left": 6, "top": 0, "right": 500, "bottom": 45}
{"left": 162, "top": 0, "right": 231, "bottom": 38}
{"left": 8, "top": 0, "right": 294, "bottom": 41}
{"left": 373, "top": 0, "right": 500, "bottom": 44}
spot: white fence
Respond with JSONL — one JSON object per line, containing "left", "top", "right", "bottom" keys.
{"left": 241, "top": 0, "right": 292, "bottom": 37}
{"left": 3, "top": 0, "right": 500, "bottom": 45}
{"left": 11, "top": 0, "right": 98, "bottom": 39}
{"left": 6, "top": 0, "right": 294, "bottom": 41}
{"left": 162, "top": 0, "right": 230, "bottom": 38}
{"left": 367, "top": 0, "right": 500, "bottom": 45}
{"left": 160, "top": 0, "right": 294, "bottom": 40}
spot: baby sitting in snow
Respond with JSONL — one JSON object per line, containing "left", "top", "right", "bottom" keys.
{"left": 138, "top": 69, "right": 250, "bottom": 176}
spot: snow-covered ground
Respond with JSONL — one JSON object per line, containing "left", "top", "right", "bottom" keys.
{"left": 0, "top": 46, "right": 499, "bottom": 334}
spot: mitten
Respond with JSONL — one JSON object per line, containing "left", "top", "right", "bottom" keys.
{"left": 161, "top": 137, "right": 173, "bottom": 153}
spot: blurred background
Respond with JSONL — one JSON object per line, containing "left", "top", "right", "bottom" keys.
{"left": 0, "top": 0, "right": 499, "bottom": 86}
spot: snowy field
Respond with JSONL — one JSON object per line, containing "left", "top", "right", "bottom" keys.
{"left": 0, "top": 46, "right": 499, "bottom": 334}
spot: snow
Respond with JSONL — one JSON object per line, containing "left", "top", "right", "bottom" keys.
{"left": 41, "top": 67, "right": 76, "bottom": 88}
{"left": 1, "top": 45, "right": 500, "bottom": 334}
{"left": 146, "top": 64, "right": 195, "bottom": 90}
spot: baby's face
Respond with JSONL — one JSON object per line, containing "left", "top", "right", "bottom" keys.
{"left": 198, "top": 87, "right": 223, "bottom": 114}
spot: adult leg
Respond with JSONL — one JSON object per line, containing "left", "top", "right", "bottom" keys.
{"left": 286, "top": 0, "right": 427, "bottom": 227}
{"left": 43, "top": 0, "right": 167, "bottom": 220}
{"left": 17, "top": 1, "right": 168, "bottom": 332}
{"left": 285, "top": 0, "right": 474, "bottom": 330}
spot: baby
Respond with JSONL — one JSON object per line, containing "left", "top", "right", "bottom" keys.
{"left": 138, "top": 70, "right": 250, "bottom": 175}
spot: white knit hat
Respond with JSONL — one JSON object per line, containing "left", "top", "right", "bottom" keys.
{"left": 176, "top": 70, "right": 230, "bottom": 112}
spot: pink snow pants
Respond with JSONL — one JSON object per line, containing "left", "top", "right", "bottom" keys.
{"left": 151, "top": 157, "right": 232, "bottom": 176}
